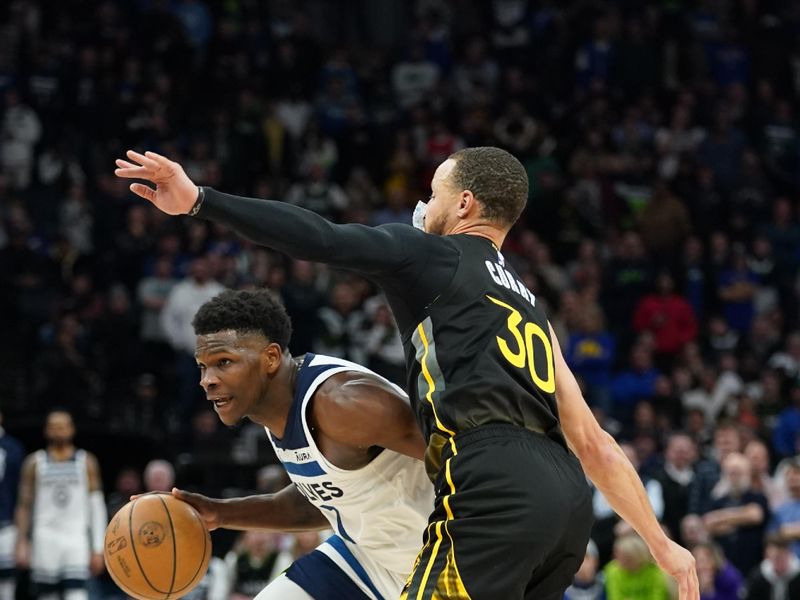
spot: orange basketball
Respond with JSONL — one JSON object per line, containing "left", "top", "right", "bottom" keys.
{"left": 104, "top": 493, "right": 211, "bottom": 600}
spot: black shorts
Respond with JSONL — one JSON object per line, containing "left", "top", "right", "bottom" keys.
{"left": 401, "top": 424, "right": 594, "bottom": 600}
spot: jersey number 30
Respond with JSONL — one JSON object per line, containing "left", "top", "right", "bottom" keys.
{"left": 487, "top": 295, "right": 555, "bottom": 394}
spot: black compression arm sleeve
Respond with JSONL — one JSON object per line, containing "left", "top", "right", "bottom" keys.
{"left": 196, "top": 188, "right": 459, "bottom": 315}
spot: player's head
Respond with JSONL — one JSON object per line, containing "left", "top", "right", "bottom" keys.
{"left": 424, "top": 146, "right": 528, "bottom": 236}
{"left": 44, "top": 409, "right": 75, "bottom": 446}
{"left": 192, "top": 289, "right": 293, "bottom": 426}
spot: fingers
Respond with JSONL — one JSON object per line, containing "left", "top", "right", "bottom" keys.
{"left": 126, "top": 149, "right": 160, "bottom": 170}
{"left": 679, "top": 570, "right": 699, "bottom": 600}
{"left": 130, "top": 183, "right": 156, "bottom": 202}
{"left": 145, "top": 150, "right": 172, "bottom": 166}
{"left": 115, "top": 156, "right": 155, "bottom": 180}
{"left": 678, "top": 574, "right": 688, "bottom": 600}
{"left": 172, "top": 487, "right": 205, "bottom": 502}
{"left": 115, "top": 167, "right": 152, "bottom": 179}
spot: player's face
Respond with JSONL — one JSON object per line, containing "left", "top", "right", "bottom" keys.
{"left": 195, "top": 330, "right": 274, "bottom": 427}
{"left": 425, "top": 159, "right": 460, "bottom": 235}
{"left": 45, "top": 412, "right": 75, "bottom": 445}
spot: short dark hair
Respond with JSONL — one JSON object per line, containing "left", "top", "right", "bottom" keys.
{"left": 448, "top": 146, "right": 528, "bottom": 226}
{"left": 192, "top": 289, "right": 292, "bottom": 349}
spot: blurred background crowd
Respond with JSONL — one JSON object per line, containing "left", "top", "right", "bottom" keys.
{"left": 3, "top": 0, "right": 800, "bottom": 598}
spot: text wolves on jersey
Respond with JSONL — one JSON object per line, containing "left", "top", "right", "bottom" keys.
{"left": 294, "top": 481, "right": 344, "bottom": 503}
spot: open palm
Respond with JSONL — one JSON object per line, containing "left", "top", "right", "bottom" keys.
{"left": 114, "top": 150, "right": 199, "bottom": 215}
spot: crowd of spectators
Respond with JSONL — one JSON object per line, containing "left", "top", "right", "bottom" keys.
{"left": 3, "top": 0, "right": 800, "bottom": 597}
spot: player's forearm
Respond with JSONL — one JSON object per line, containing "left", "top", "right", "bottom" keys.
{"left": 14, "top": 506, "right": 31, "bottom": 539}
{"left": 197, "top": 188, "right": 398, "bottom": 273}
{"left": 217, "top": 492, "right": 329, "bottom": 532}
{"left": 578, "top": 433, "right": 670, "bottom": 555}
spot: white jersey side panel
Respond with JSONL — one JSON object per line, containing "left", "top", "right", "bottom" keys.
{"left": 267, "top": 354, "right": 433, "bottom": 577}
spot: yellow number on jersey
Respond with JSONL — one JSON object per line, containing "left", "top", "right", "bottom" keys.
{"left": 487, "top": 295, "right": 556, "bottom": 394}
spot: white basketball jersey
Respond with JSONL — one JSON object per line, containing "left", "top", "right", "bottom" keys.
{"left": 266, "top": 354, "right": 433, "bottom": 577}
{"left": 32, "top": 449, "right": 90, "bottom": 536}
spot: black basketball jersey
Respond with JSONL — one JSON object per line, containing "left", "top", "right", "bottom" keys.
{"left": 396, "top": 235, "right": 564, "bottom": 476}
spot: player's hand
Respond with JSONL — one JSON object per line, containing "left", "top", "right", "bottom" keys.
{"left": 114, "top": 150, "right": 199, "bottom": 215}
{"left": 90, "top": 552, "right": 105, "bottom": 576}
{"left": 651, "top": 539, "right": 699, "bottom": 600}
{"left": 171, "top": 488, "right": 221, "bottom": 531}
{"left": 15, "top": 540, "right": 29, "bottom": 569}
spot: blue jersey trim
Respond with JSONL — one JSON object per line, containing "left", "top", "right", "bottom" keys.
{"left": 271, "top": 353, "right": 327, "bottom": 451}
{"left": 282, "top": 460, "right": 326, "bottom": 477}
{"left": 319, "top": 505, "right": 355, "bottom": 543}
{"left": 327, "top": 535, "right": 385, "bottom": 600}
{"left": 285, "top": 549, "right": 372, "bottom": 600}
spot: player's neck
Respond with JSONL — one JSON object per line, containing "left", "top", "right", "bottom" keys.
{"left": 448, "top": 221, "right": 506, "bottom": 248}
{"left": 47, "top": 443, "right": 76, "bottom": 460}
{"left": 249, "top": 354, "right": 299, "bottom": 438}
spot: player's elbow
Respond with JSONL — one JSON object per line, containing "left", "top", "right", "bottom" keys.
{"left": 570, "top": 426, "right": 614, "bottom": 469}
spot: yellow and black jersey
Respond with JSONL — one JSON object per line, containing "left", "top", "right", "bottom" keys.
{"left": 199, "top": 189, "right": 564, "bottom": 477}
{"left": 402, "top": 234, "right": 564, "bottom": 476}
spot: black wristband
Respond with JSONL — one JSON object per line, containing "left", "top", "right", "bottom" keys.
{"left": 188, "top": 186, "right": 205, "bottom": 216}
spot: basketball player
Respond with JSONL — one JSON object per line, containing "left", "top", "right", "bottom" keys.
{"left": 115, "top": 148, "right": 699, "bottom": 599}
{"left": 174, "top": 288, "right": 432, "bottom": 599}
{"left": 0, "top": 412, "right": 24, "bottom": 600}
{"left": 15, "top": 410, "right": 107, "bottom": 600}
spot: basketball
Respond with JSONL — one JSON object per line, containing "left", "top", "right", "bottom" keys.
{"left": 104, "top": 493, "right": 211, "bottom": 600}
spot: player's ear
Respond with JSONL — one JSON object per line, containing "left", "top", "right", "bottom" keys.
{"left": 457, "top": 190, "right": 476, "bottom": 218}
{"left": 262, "top": 343, "right": 283, "bottom": 375}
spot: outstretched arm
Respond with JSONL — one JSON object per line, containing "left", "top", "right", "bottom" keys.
{"left": 114, "top": 150, "right": 457, "bottom": 284}
{"left": 548, "top": 323, "right": 699, "bottom": 600}
{"left": 173, "top": 484, "right": 330, "bottom": 532}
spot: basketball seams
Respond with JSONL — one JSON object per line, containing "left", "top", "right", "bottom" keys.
{"left": 170, "top": 506, "right": 209, "bottom": 594}
{"left": 155, "top": 494, "right": 178, "bottom": 600}
{"left": 128, "top": 496, "right": 170, "bottom": 596}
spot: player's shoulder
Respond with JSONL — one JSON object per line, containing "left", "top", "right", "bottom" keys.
{"left": 82, "top": 450, "right": 100, "bottom": 467}
{"left": 21, "top": 451, "right": 39, "bottom": 471}
{"left": 375, "top": 223, "right": 457, "bottom": 247}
